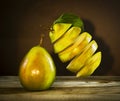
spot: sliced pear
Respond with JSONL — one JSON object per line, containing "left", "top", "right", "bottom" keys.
{"left": 76, "top": 52, "right": 102, "bottom": 77}
{"left": 53, "top": 27, "right": 81, "bottom": 53}
{"left": 48, "top": 13, "right": 102, "bottom": 77}
{"left": 49, "top": 23, "right": 72, "bottom": 43}
{"left": 58, "top": 32, "right": 92, "bottom": 62}
{"left": 67, "top": 40, "right": 98, "bottom": 73}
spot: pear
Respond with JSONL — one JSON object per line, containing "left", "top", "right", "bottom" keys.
{"left": 49, "top": 13, "right": 102, "bottom": 77}
{"left": 19, "top": 39, "right": 56, "bottom": 91}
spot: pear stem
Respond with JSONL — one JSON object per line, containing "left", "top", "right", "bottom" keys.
{"left": 39, "top": 34, "right": 44, "bottom": 46}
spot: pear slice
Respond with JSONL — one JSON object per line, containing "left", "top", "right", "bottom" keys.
{"left": 49, "top": 23, "right": 72, "bottom": 43}
{"left": 53, "top": 27, "right": 81, "bottom": 53}
{"left": 67, "top": 40, "right": 98, "bottom": 73}
{"left": 76, "top": 52, "right": 102, "bottom": 77}
{"left": 58, "top": 32, "right": 92, "bottom": 62}
{"left": 53, "top": 13, "right": 84, "bottom": 32}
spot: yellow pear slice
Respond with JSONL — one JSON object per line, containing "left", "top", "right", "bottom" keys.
{"left": 76, "top": 52, "right": 102, "bottom": 77}
{"left": 58, "top": 32, "right": 92, "bottom": 62}
{"left": 54, "top": 27, "right": 81, "bottom": 53}
{"left": 67, "top": 40, "right": 98, "bottom": 73}
{"left": 49, "top": 23, "right": 72, "bottom": 43}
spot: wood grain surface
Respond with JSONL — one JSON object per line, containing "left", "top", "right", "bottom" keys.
{"left": 0, "top": 76, "right": 120, "bottom": 101}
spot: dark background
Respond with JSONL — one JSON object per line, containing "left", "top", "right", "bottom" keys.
{"left": 1, "top": 0, "right": 120, "bottom": 76}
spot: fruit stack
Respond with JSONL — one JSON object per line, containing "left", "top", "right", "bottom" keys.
{"left": 49, "top": 13, "right": 102, "bottom": 77}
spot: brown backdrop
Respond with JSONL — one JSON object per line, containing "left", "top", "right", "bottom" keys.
{"left": 1, "top": 0, "right": 120, "bottom": 76}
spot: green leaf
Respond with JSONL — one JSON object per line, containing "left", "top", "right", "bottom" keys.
{"left": 54, "top": 13, "right": 84, "bottom": 32}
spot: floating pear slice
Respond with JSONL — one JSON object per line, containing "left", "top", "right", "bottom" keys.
{"left": 49, "top": 23, "right": 72, "bottom": 43}
{"left": 54, "top": 13, "right": 84, "bottom": 31}
{"left": 53, "top": 27, "right": 81, "bottom": 53}
{"left": 58, "top": 32, "right": 92, "bottom": 62}
{"left": 76, "top": 52, "right": 102, "bottom": 77}
{"left": 67, "top": 40, "right": 98, "bottom": 73}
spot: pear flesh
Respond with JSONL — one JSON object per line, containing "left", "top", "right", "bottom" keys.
{"left": 54, "top": 27, "right": 81, "bottom": 53}
{"left": 67, "top": 40, "right": 98, "bottom": 73}
{"left": 49, "top": 23, "right": 72, "bottom": 43}
{"left": 58, "top": 32, "right": 92, "bottom": 62}
{"left": 19, "top": 46, "right": 56, "bottom": 90}
{"left": 76, "top": 52, "right": 102, "bottom": 77}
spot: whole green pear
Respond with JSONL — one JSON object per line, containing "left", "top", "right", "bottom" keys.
{"left": 19, "top": 45, "right": 56, "bottom": 91}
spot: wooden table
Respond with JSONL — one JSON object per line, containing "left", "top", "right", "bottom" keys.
{"left": 0, "top": 76, "right": 120, "bottom": 101}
